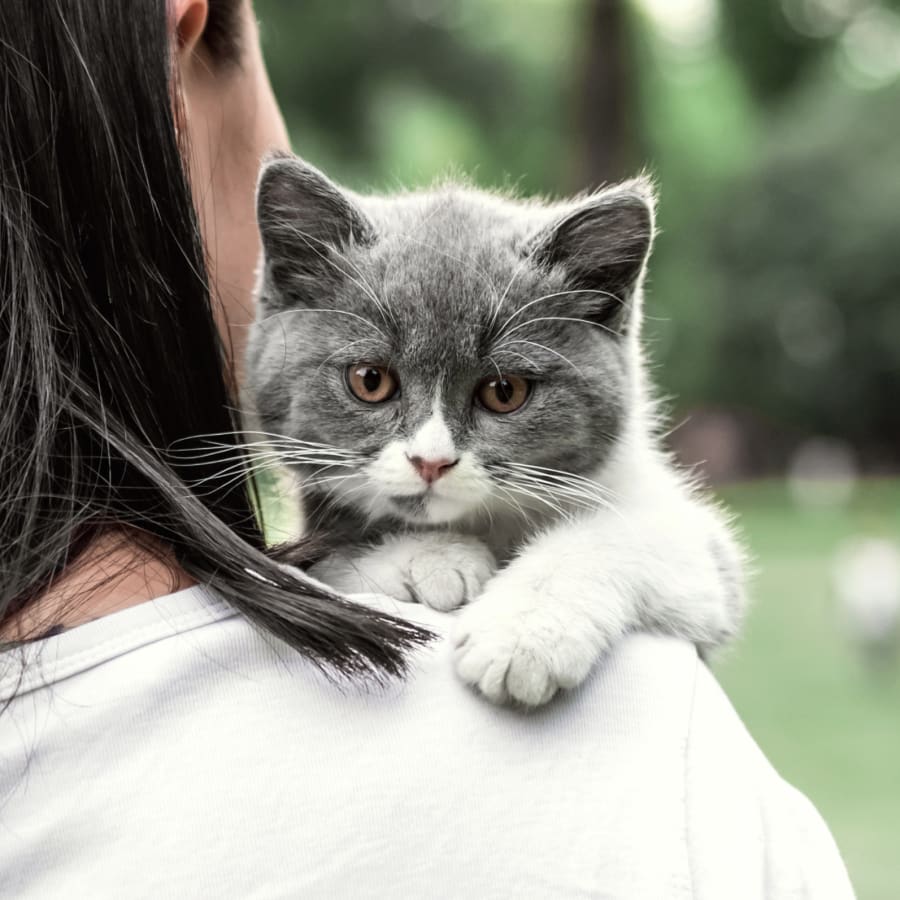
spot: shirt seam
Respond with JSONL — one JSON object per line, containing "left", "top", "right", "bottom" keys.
{"left": 0, "top": 601, "right": 236, "bottom": 701}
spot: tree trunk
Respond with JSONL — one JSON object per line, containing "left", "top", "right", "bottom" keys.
{"left": 576, "top": 0, "right": 633, "bottom": 189}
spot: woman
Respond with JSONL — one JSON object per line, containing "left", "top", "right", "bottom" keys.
{"left": 0, "top": 2, "right": 854, "bottom": 897}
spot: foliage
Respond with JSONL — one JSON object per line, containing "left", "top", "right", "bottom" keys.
{"left": 717, "top": 0, "right": 830, "bottom": 100}
{"left": 632, "top": 2, "right": 900, "bottom": 462}
{"left": 256, "top": 0, "right": 580, "bottom": 194}
{"left": 701, "top": 79, "right": 900, "bottom": 458}
{"left": 715, "top": 0, "right": 900, "bottom": 101}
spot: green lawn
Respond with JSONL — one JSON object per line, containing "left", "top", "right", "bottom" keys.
{"left": 715, "top": 481, "right": 900, "bottom": 900}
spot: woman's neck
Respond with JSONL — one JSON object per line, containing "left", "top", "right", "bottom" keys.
{"left": 0, "top": 531, "right": 195, "bottom": 641}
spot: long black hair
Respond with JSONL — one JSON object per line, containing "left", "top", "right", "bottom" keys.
{"left": 0, "top": 0, "right": 429, "bottom": 676}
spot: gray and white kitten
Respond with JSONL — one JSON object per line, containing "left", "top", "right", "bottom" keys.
{"left": 246, "top": 154, "right": 746, "bottom": 707}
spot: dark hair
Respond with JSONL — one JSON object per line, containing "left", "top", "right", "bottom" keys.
{"left": 205, "top": 0, "right": 245, "bottom": 67}
{"left": 0, "top": 0, "right": 429, "bottom": 677}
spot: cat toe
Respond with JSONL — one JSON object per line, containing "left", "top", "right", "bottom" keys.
{"left": 453, "top": 597, "right": 602, "bottom": 707}
{"left": 407, "top": 566, "right": 468, "bottom": 611}
{"left": 454, "top": 632, "right": 559, "bottom": 707}
{"left": 406, "top": 537, "right": 495, "bottom": 611}
{"left": 454, "top": 641, "right": 511, "bottom": 704}
{"left": 503, "top": 652, "right": 559, "bottom": 706}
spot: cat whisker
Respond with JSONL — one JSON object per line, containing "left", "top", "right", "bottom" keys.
{"left": 506, "top": 477, "right": 607, "bottom": 513}
{"left": 279, "top": 223, "right": 395, "bottom": 328}
{"left": 182, "top": 450, "right": 285, "bottom": 482}
{"left": 502, "top": 314, "right": 621, "bottom": 340}
{"left": 487, "top": 236, "right": 545, "bottom": 333}
{"left": 282, "top": 455, "right": 365, "bottom": 469}
{"left": 168, "top": 453, "right": 273, "bottom": 474}
{"left": 486, "top": 355, "right": 505, "bottom": 383}
{"left": 301, "top": 470, "right": 371, "bottom": 532}
{"left": 168, "top": 441, "right": 365, "bottom": 484}
{"left": 312, "top": 338, "right": 378, "bottom": 378}
{"left": 296, "top": 459, "right": 350, "bottom": 484}
{"left": 501, "top": 466, "right": 616, "bottom": 503}
{"left": 487, "top": 469, "right": 573, "bottom": 519}
{"left": 500, "top": 469, "right": 588, "bottom": 495}
{"left": 171, "top": 453, "right": 360, "bottom": 475}
{"left": 300, "top": 473, "right": 364, "bottom": 492}
{"left": 171, "top": 449, "right": 292, "bottom": 470}
{"left": 169, "top": 430, "right": 366, "bottom": 456}
{"left": 257, "top": 306, "right": 389, "bottom": 340}
{"left": 493, "top": 460, "right": 617, "bottom": 499}
{"left": 493, "top": 338, "right": 584, "bottom": 378}
{"left": 495, "top": 478, "right": 574, "bottom": 523}
{"left": 514, "top": 485, "right": 617, "bottom": 514}
{"left": 193, "top": 456, "right": 288, "bottom": 495}
{"left": 499, "top": 468, "right": 626, "bottom": 523}
{"left": 487, "top": 481, "right": 531, "bottom": 522}
{"left": 504, "top": 461, "right": 619, "bottom": 495}
{"left": 475, "top": 492, "right": 496, "bottom": 536}
{"left": 495, "top": 288, "right": 624, "bottom": 337}
{"left": 488, "top": 348, "right": 544, "bottom": 374}
{"left": 263, "top": 446, "right": 364, "bottom": 462}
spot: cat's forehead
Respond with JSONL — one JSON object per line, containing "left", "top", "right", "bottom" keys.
{"left": 364, "top": 186, "right": 528, "bottom": 239}
{"left": 358, "top": 188, "right": 550, "bottom": 310}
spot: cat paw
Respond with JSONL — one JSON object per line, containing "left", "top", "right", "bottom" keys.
{"left": 453, "top": 582, "right": 605, "bottom": 707}
{"left": 312, "top": 533, "right": 496, "bottom": 612}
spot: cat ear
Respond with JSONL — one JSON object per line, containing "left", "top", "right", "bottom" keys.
{"left": 528, "top": 177, "right": 656, "bottom": 332}
{"left": 256, "top": 153, "right": 375, "bottom": 290}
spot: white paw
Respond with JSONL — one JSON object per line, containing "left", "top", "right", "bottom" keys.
{"left": 453, "top": 578, "right": 609, "bottom": 707}
{"left": 310, "top": 533, "right": 496, "bottom": 612}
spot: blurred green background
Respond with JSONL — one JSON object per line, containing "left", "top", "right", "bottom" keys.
{"left": 254, "top": 1, "right": 900, "bottom": 895}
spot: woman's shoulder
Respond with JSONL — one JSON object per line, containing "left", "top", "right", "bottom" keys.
{"left": 0, "top": 582, "right": 710, "bottom": 771}
{"left": 1, "top": 583, "right": 702, "bottom": 722}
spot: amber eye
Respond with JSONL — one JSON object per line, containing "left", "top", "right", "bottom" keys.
{"left": 475, "top": 375, "right": 531, "bottom": 414}
{"left": 346, "top": 365, "right": 399, "bottom": 403}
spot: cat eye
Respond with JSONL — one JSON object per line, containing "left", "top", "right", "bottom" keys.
{"left": 346, "top": 364, "right": 399, "bottom": 403}
{"left": 475, "top": 375, "right": 531, "bottom": 414}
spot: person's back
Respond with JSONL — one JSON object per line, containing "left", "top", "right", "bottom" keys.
{"left": 0, "top": 588, "right": 853, "bottom": 899}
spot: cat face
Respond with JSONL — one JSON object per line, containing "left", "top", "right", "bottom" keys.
{"left": 247, "top": 156, "right": 654, "bottom": 526}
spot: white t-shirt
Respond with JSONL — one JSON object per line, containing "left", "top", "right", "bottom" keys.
{"left": 0, "top": 586, "right": 854, "bottom": 899}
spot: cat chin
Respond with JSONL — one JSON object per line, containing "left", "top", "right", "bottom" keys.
{"left": 384, "top": 494, "right": 474, "bottom": 526}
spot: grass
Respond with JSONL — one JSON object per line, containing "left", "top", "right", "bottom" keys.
{"left": 714, "top": 480, "right": 900, "bottom": 900}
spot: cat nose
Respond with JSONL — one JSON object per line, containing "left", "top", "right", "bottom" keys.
{"left": 407, "top": 455, "right": 459, "bottom": 485}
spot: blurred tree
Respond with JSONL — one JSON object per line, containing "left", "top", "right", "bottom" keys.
{"left": 702, "top": 78, "right": 900, "bottom": 462}
{"left": 642, "top": 1, "right": 900, "bottom": 464}
{"left": 255, "top": 0, "right": 513, "bottom": 183}
{"left": 255, "top": 0, "right": 585, "bottom": 194}
{"left": 717, "top": 0, "right": 825, "bottom": 101}
{"left": 576, "top": 0, "right": 638, "bottom": 185}
{"left": 718, "top": 0, "right": 900, "bottom": 103}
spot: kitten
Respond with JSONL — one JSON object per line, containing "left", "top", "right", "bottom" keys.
{"left": 246, "top": 153, "right": 746, "bottom": 707}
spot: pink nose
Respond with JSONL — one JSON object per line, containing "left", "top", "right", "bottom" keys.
{"left": 407, "top": 455, "right": 458, "bottom": 485}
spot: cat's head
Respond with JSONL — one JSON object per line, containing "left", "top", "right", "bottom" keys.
{"left": 247, "top": 154, "right": 655, "bottom": 527}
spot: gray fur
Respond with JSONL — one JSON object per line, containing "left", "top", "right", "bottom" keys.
{"left": 248, "top": 156, "right": 650, "bottom": 539}
{"left": 246, "top": 155, "right": 746, "bottom": 706}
